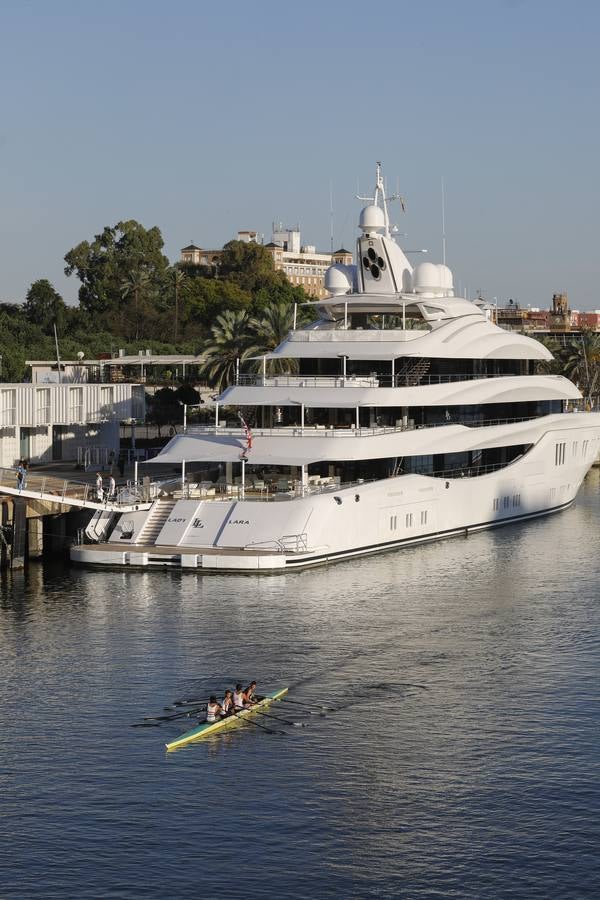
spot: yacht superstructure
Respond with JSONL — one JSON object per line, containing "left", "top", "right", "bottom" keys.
{"left": 72, "top": 165, "right": 600, "bottom": 571}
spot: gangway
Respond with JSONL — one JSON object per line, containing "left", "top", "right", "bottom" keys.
{"left": 0, "top": 468, "right": 153, "bottom": 513}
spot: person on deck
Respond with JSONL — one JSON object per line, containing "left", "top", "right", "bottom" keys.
{"left": 221, "top": 689, "right": 234, "bottom": 716}
{"left": 243, "top": 681, "right": 258, "bottom": 706}
{"left": 95, "top": 473, "right": 104, "bottom": 502}
{"left": 206, "top": 696, "right": 224, "bottom": 723}
{"left": 108, "top": 474, "right": 116, "bottom": 499}
{"left": 233, "top": 683, "right": 247, "bottom": 711}
{"left": 16, "top": 462, "right": 25, "bottom": 493}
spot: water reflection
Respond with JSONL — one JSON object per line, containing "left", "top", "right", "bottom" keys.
{"left": 1, "top": 473, "right": 600, "bottom": 898}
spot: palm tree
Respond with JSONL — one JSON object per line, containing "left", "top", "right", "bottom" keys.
{"left": 120, "top": 269, "right": 151, "bottom": 340}
{"left": 563, "top": 332, "right": 600, "bottom": 402}
{"left": 249, "top": 302, "right": 301, "bottom": 375}
{"left": 201, "top": 309, "right": 258, "bottom": 390}
{"left": 172, "top": 268, "right": 186, "bottom": 343}
{"left": 532, "top": 335, "right": 562, "bottom": 375}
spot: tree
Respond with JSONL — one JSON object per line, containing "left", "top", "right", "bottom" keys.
{"left": 120, "top": 269, "right": 152, "bottom": 341}
{"left": 201, "top": 309, "right": 258, "bottom": 390}
{"left": 563, "top": 331, "right": 600, "bottom": 401}
{"left": 218, "top": 240, "right": 287, "bottom": 293}
{"left": 147, "top": 388, "right": 182, "bottom": 436}
{"left": 249, "top": 301, "right": 309, "bottom": 374}
{"left": 532, "top": 335, "right": 562, "bottom": 375}
{"left": 23, "top": 279, "right": 66, "bottom": 334}
{"left": 64, "top": 220, "right": 169, "bottom": 330}
{"left": 172, "top": 268, "right": 186, "bottom": 342}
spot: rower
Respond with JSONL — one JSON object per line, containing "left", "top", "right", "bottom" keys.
{"left": 221, "top": 689, "right": 234, "bottom": 716}
{"left": 243, "top": 681, "right": 258, "bottom": 706}
{"left": 206, "top": 695, "right": 223, "bottom": 723}
{"left": 232, "top": 683, "right": 246, "bottom": 711}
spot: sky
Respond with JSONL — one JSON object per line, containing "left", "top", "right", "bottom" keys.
{"left": 0, "top": 0, "right": 599, "bottom": 309}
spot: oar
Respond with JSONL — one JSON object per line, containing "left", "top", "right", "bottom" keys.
{"left": 169, "top": 696, "right": 212, "bottom": 708}
{"left": 246, "top": 708, "right": 304, "bottom": 727}
{"left": 230, "top": 712, "right": 285, "bottom": 736}
{"left": 143, "top": 705, "right": 206, "bottom": 723}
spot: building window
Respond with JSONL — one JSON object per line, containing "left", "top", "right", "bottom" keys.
{"left": 100, "top": 386, "right": 114, "bottom": 421}
{"left": 69, "top": 387, "right": 84, "bottom": 423}
{"left": 36, "top": 388, "right": 51, "bottom": 425}
{"left": 0, "top": 389, "right": 16, "bottom": 426}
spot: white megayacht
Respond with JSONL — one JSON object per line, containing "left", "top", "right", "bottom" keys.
{"left": 72, "top": 164, "right": 600, "bottom": 571}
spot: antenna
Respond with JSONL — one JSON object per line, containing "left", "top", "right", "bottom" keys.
{"left": 329, "top": 179, "right": 334, "bottom": 253}
{"left": 441, "top": 176, "right": 446, "bottom": 265}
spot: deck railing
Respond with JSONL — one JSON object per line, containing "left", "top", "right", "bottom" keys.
{"left": 189, "top": 414, "right": 541, "bottom": 439}
{"left": 235, "top": 372, "right": 524, "bottom": 388}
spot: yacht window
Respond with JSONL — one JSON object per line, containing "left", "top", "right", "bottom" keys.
{"left": 493, "top": 498, "right": 499, "bottom": 511}
{"left": 370, "top": 265, "right": 380, "bottom": 279}
{"left": 405, "top": 512, "right": 413, "bottom": 527}
{"left": 368, "top": 247, "right": 377, "bottom": 261}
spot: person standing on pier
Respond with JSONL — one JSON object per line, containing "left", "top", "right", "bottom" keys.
{"left": 16, "top": 461, "right": 25, "bottom": 493}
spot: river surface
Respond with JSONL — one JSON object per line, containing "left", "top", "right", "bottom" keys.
{"left": 2, "top": 472, "right": 600, "bottom": 899}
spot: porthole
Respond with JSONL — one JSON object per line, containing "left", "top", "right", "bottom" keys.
{"left": 370, "top": 264, "right": 380, "bottom": 279}
{"left": 367, "top": 247, "right": 377, "bottom": 261}
{"left": 377, "top": 256, "right": 384, "bottom": 267}
{"left": 363, "top": 256, "right": 370, "bottom": 268}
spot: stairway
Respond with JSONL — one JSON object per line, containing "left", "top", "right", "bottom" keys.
{"left": 396, "top": 358, "right": 431, "bottom": 386}
{"left": 136, "top": 499, "right": 176, "bottom": 545}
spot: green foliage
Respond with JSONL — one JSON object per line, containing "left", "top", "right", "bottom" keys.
{"left": 2, "top": 219, "right": 318, "bottom": 389}
{"left": 201, "top": 309, "right": 259, "bottom": 391}
{"left": 24, "top": 279, "right": 67, "bottom": 334}
{"left": 64, "top": 220, "right": 170, "bottom": 330}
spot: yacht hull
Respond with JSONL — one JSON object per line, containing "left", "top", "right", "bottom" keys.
{"left": 71, "top": 416, "right": 600, "bottom": 572}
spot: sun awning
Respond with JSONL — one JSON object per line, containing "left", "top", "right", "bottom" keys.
{"left": 144, "top": 413, "right": 588, "bottom": 467}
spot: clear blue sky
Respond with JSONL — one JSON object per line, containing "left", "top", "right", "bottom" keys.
{"left": 1, "top": 0, "right": 599, "bottom": 309}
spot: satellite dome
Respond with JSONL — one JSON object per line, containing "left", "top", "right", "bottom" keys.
{"left": 359, "top": 204, "right": 385, "bottom": 234}
{"left": 412, "top": 262, "right": 440, "bottom": 293}
{"left": 324, "top": 264, "right": 353, "bottom": 296}
{"left": 437, "top": 264, "right": 454, "bottom": 290}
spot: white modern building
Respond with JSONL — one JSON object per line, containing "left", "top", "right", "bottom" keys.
{"left": 0, "top": 383, "right": 145, "bottom": 467}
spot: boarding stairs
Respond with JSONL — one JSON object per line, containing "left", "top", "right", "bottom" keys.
{"left": 395, "top": 358, "right": 431, "bottom": 386}
{"left": 135, "top": 499, "right": 176, "bottom": 545}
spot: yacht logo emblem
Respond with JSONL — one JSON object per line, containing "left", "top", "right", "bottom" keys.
{"left": 192, "top": 518, "right": 204, "bottom": 528}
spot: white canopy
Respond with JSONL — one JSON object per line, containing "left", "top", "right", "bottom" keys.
{"left": 145, "top": 414, "right": 586, "bottom": 467}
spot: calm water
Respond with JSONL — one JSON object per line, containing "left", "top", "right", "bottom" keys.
{"left": 2, "top": 473, "right": 600, "bottom": 899}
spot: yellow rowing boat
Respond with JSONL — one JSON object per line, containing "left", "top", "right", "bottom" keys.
{"left": 165, "top": 687, "right": 289, "bottom": 751}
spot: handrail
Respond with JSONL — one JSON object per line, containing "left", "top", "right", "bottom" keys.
{"left": 235, "top": 372, "right": 525, "bottom": 388}
{"left": 188, "top": 414, "right": 541, "bottom": 439}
